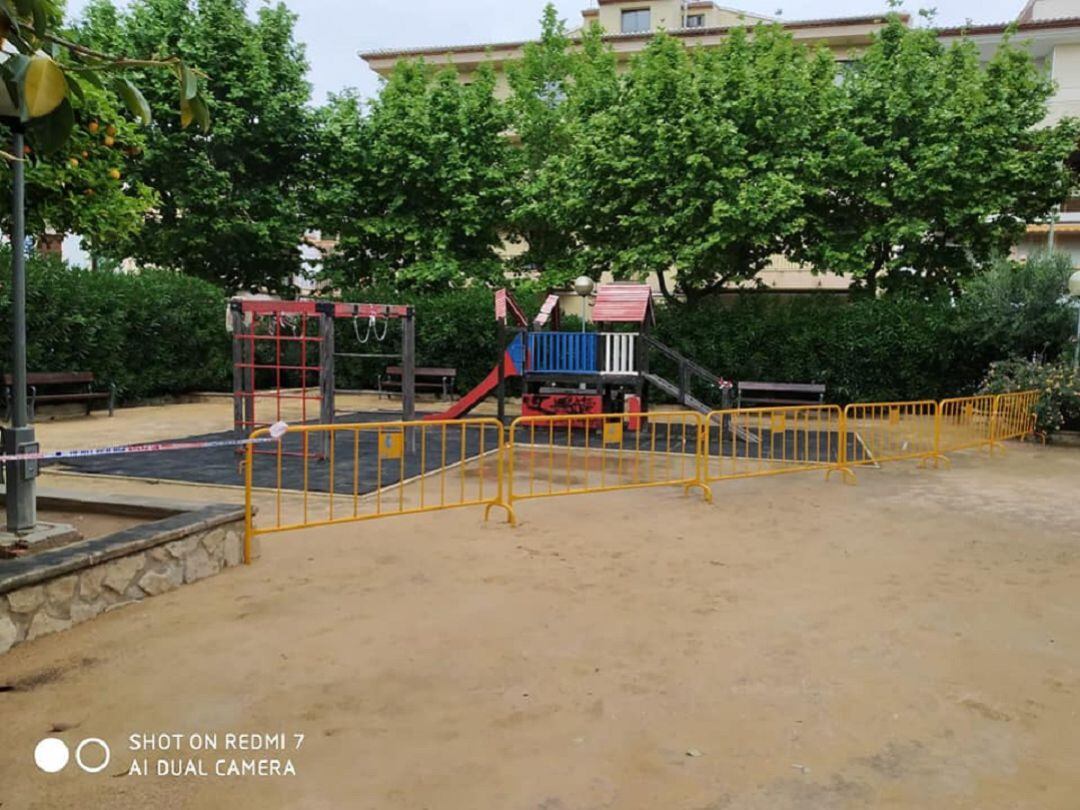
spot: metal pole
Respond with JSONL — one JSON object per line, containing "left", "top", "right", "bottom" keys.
{"left": 496, "top": 318, "right": 506, "bottom": 425}
{"left": 231, "top": 303, "right": 245, "bottom": 440}
{"left": 580, "top": 296, "right": 587, "bottom": 333}
{"left": 402, "top": 308, "right": 416, "bottom": 423}
{"left": 4, "top": 124, "right": 37, "bottom": 532}
{"left": 319, "top": 309, "right": 335, "bottom": 459}
{"left": 1074, "top": 306, "right": 1079, "bottom": 370}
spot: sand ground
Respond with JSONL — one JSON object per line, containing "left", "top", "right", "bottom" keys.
{"left": 1, "top": 409, "right": 1079, "bottom": 809}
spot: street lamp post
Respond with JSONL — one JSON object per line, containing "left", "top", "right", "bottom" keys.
{"left": 1069, "top": 270, "right": 1080, "bottom": 370}
{"left": 573, "top": 276, "right": 595, "bottom": 333}
{"left": 2, "top": 122, "right": 38, "bottom": 532}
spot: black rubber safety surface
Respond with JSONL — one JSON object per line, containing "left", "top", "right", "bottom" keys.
{"left": 52, "top": 415, "right": 860, "bottom": 495}
{"left": 52, "top": 412, "right": 502, "bottom": 495}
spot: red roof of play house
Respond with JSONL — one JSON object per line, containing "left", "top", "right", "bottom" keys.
{"left": 592, "top": 284, "right": 654, "bottom": 324}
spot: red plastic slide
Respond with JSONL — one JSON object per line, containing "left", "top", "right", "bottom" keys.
{"left": 422, "top": 351, "right": 521, "bottom": 421}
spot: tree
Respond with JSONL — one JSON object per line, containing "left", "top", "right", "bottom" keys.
{"left": 2, "top": 83, "right": 158, "bottom": 265}
{"left": 559, "top": 27, "right": 837, "bottom": 304}
{"left": 0, "top": 0, "right": 209, "bottom": 151}
{"left": 0, "top": 0, "right": 206, "bottom": 250}
{"left": 505, "top": 4, "right": 576, "bottom": 281}
{"left": 311, "top": 61, "right": 511, "bottom": 292}
{"left": 794, "top": 14, "right": 1080, "bottom": 296}
{"left": 75, "top": 0, "right": 313, "bottom": 293}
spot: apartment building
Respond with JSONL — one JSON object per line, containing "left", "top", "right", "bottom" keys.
{"left": 360, "top": 0, "right": 1080, "bottom": 292}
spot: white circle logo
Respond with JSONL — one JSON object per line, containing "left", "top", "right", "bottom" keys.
{"left": 34, "top": 738, "right": 70, "bottom": 773}
{"left": 75, "top": 738, "right": 111, "bottom": 774}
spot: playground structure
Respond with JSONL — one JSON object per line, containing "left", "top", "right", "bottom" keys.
{"left": 423, "top": 284, "right": 734, "bottom": 424}
{"left": 242, "top": 389, "right": 1040, "bottom": 562}
{"left": 229, "top": 298, "right": 416, "bottom": 456}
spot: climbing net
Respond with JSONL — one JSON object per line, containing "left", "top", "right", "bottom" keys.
{"left": 230, "top": 299, "right": 414, "bottom": 457}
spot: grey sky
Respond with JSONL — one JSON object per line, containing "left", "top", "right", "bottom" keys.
{"left": 66, "top": 0, "right": 1028, "bottom": 104}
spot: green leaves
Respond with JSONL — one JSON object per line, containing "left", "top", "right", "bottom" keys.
{"left": 312, "top": 59, "right": 511, "bottom": 292}
{"left": 180, "top": 93, "right": 209, "bottom": 133}
{"left": 69, "top": 0, "right": 312, "bottom": 293}
{"left": 558, "top": 25, "right": 836, "bottom": 302}
{"left": 0, "top": 0, "right": 210, "bottom": 153}
{"left": 113, "top": 77, "right": 150, "bottom": 125}
{"left": 794, "top": 14, "right": 1079, "bottom": 295}
{"left": 25, "top": 93, "right": 71, "bottom": 152}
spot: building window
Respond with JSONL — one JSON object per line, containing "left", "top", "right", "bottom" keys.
{"left": 685, "top": 13, "right": 705, "bottom": 27}
{"left": 621, "top": 8, "right": 651, "bottom": 34}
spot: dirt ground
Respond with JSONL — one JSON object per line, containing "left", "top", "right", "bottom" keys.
{"left": 1, "top": 426, "right": 1078, "bottom": 808}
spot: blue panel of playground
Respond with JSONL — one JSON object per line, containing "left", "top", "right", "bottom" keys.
{"left": 528, "top": 332, "right": 598, "bottom": 374}
{"left": 50, "top": 412, "right": 502, "bottom": 494}
{"left": 507, "top": 333, "right": 526, "bottom": 370}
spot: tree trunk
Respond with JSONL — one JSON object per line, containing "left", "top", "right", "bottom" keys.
{"left": 655, "top": 267, "right": 680, "bottom": 306}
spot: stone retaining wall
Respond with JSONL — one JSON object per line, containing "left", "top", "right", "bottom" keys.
{"left": 0, "top": 500, "right": 251, "bottom": 655}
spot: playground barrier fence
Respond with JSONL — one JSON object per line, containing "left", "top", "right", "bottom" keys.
{"left": 841, "top": 400, "right": 941, "bottom": 468}
{"left": 995, "top": 390, "right": 1040, "bottom": 442}
{"left": 703, "top": 405, "right": 845, "bottom": 482}
{"left": 243, "top": 417, "right": 513, "bottom": 563}
{"left": 507, "top": 411, "right": 711, "bottom": 507}
{"left": 938, "top": 395, "right": 997, "bottom": 454}
{"left": 243, "top": 392, "right": 1040, "bottom": 562}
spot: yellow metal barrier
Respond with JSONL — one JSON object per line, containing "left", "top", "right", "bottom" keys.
{"left": 841, "top": 400, "right": 941, "bottom": 472}
{"left": 240, "top": 392, "right": 1044, "bottom": 562}
{"left": 244, "top": 418, "right": 514, "bottom": 563}
{"left": 993, "top": 390, "right": 1039, "bottom": 443}
{"left": 938, "top": 395, "right": 997, "bottom": 455}
{"left": 703, "top": 405, "right": 845, "bottom": 482}
{"left": 507, "top": 412, "right": 712, "bottom": 508}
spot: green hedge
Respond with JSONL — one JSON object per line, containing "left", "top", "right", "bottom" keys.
{"left": 653, "top": 254, "right": 1076, "bottom": 404}
{"left": 652, "top": 295, "right": 958, "bottom": 403}
{"left": 0, "top": 250, "right": 231, "bottom": 402}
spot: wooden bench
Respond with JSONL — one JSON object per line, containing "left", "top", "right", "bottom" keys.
{"left": 3, "top": 372, "right": 115, "bottom": 420}
{"left": 378, "top": 366, "right": 457, "bottom": 400}
{"left": 736, "top": 381, "right": 826, "bottom": 409}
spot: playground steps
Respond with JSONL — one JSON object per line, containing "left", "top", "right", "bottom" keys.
{"left": 642, "top": 372, "right": 711, "bottom": 414}
{"left": 643, "top": 368, "right": 759, "bottom": 446}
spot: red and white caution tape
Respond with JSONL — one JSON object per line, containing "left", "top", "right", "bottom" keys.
{"left": 0, "top": 421, "right": 289, "bottom": 464}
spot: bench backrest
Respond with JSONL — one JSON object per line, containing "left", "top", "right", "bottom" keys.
{"left": 384, "top": 366, "right": 457, "bottom": 378}
{"left": 738, "top": 381, "right": 825, "bottom": 395}
{"left": 737, "top": 381, "right": 826, "bottom": 405}
{"left": 3, "top": 371, "right": 95, "bottom": 386}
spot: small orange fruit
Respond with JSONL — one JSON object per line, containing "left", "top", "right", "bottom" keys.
{"left": 103, "top": 135, "right": 115, "bottom": 147}
{"left": 106, "top": 124, "right": 117, "bottom": 137}
{"left": 69, "top": 157, "right": 79, "bottom": 168}
{"left": 108, "top": 168, "right": 121, "bottom": 180}
{"left": 88, "top": 121, "right": 100, "bottom": 134}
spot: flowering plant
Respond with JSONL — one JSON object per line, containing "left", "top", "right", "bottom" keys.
{"left": 980, "top": 358, "right": 1080, "bottom": 435}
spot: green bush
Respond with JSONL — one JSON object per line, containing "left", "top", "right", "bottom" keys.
{"left": 652, "top": 294, "right": 957, "bottom": 403}
{"left": 955, "top": 252, "right": 1076, "bottom": 370}
{"left": 979, "top": 358, "right": 1080, "bottom": 435}
{"left": 0, "top": 249, "right": 231, "bottom": 402}
{"left": 652, "top": 253, "right": 1077, "bottom": 404}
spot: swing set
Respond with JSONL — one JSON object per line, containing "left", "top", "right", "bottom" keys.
{"left": 229, "top": 299, "right": 416, "bottom": 457}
